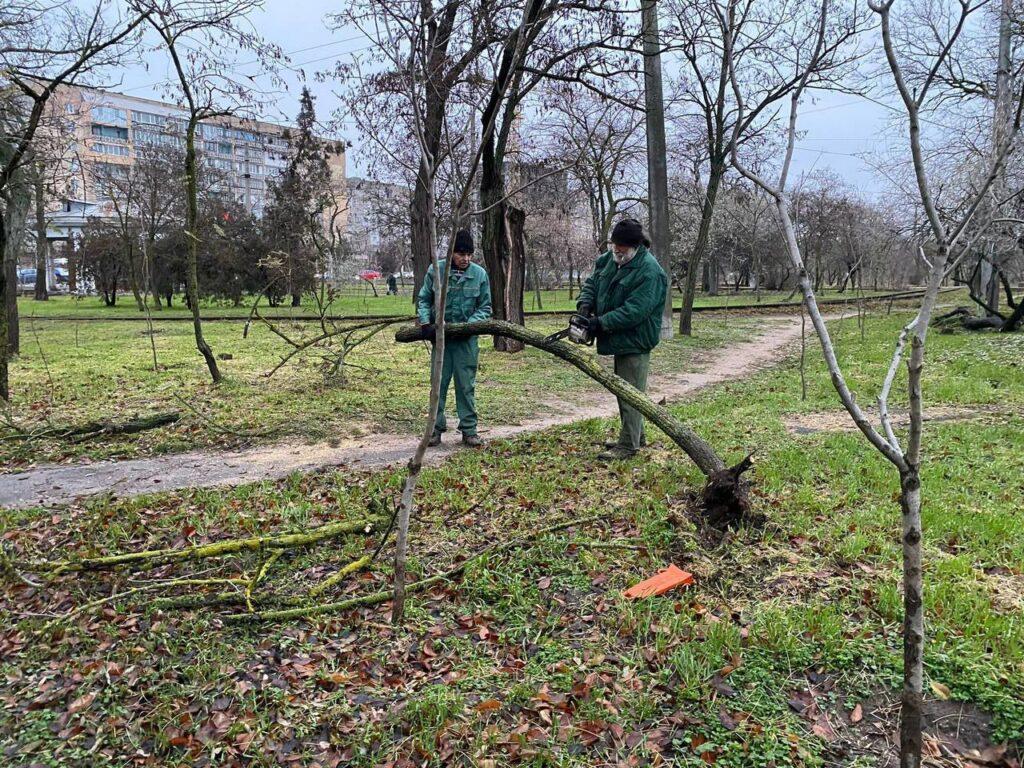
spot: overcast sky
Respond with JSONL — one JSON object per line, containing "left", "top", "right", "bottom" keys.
{"left": 105, "top": 0, "right": 896, "bottom": 196}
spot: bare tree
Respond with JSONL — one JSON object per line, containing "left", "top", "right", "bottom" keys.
{"left": 550, "top": 86, "right": 646, "bottom": 251}
{"left": 331, "top": 0, "right": 507, "bottom": 302}
{"left": 0, "top": 2, "right": 148, "bottom": 400}
{"left": 726, "top": 0, "right": 1024, "bottom": 764}
{"left": 664, "top": 0, "right": 858, "bottom": 334}
{"left": 133, "top": 0, "right": 279, "bottom": 384}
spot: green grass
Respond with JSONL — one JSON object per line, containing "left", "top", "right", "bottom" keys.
{"left": 1, "top": 312, "right": 1021, "bottom": 767}
{"left": 1, "top": 313, "right": 757, "bottom": 468}
{"left": 17, "top": 286, "right": 901, "bottom": 319}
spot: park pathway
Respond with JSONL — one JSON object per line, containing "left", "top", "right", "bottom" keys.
{"left": 0, "top": 315, "right": 809, "bottom": 509}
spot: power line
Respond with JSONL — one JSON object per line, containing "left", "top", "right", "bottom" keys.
{"left": 120, "top": 32, "right": 374, "bottom": 95}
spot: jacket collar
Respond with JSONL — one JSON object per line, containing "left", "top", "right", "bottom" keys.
{"left": 605, "top": 245, "right": 650, "bottom": 271}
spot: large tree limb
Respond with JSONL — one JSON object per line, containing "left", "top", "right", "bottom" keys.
{"left": 395, "top": 320, "right": 726, "bottom": 476}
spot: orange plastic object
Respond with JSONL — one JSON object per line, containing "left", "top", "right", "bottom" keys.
{"left": 623, "top": 564, "right": 695, "bottom": 599}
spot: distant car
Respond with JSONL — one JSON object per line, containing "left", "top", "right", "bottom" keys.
{"left": 16, "top": 268, "right": 37, "bottom": 292}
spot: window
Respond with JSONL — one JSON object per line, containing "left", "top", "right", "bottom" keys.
{"left": 93, "top": 142, "right": 130, "bottom": 157}
{"left": 92, "top": 105, "right": 127, "bottom": 126}
{"left": 226, "top": 128, "right": 257, "bottom": 142}
{"left": 92, "top": 124, "right": 128, "bottom": 140}
{"left": 95, "top": 161, "right": 128, "bottom": 179}
{"left": 131, "top": 110, "right": 165, "bottom": 127}
{"left": 219, "top": 142, "right": 232, "bottom": 155}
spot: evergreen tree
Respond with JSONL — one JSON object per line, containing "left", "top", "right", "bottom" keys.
{"left": 262, "top": 87, "right": 333, "bottom": 306}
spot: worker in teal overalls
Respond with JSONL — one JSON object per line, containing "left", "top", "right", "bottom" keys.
{"left": 416, "top": 229, "right": 492, "bottom": 447}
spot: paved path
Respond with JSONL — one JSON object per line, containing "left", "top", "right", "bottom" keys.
{"left": 0, "top": 315, "right": 806, "bottom": 509}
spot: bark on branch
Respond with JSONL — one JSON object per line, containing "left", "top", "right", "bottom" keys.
{"left": 395, "top": 320, "right": 726, "bottom": 477}
{"left": 23, "top": 518, "right": 375, "bottom": 576}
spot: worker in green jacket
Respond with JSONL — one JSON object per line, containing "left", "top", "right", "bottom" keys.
{"left": 577, "top": 218, "right": 669, "bottom": 460}
{"left": 417, "top": 229, "right": 492, "bottom": 448}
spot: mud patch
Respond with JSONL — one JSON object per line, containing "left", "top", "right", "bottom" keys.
{"left": 783, "top": 405, "right": 1021, "bottom": 436}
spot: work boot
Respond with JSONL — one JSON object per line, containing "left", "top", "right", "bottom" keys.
{"left": 428, "top": 431, "right": 442, "bottom": 447}
{"left": 462, "top": 433, "right": 483, "bottom": 448}
{"left": 604, "top": 437, "right": 647, "bottom": 449}
{"left": 598, "top": 445, "right": 637, "bottom": 461}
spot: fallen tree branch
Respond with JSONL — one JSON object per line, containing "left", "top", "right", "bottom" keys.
{"left": 308, "top": 554, "right": 372, "bottom": 598}
{"left": 395, "top": 321, "right": 727, "bottom": 477}
{"left": 23, "top": 518, "right": 375, "bottom": 576}
{"left": 42, "top": 577, "right": 246, "bottom": 630}
{"left": 226, "top": 513, "right": 609, "bottom": 623}
{"left": 0, "top": 411, "right": 181, "bottom": 444}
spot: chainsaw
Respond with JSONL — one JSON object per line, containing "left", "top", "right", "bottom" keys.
{"left": 545, "top": 313, "right": 595, "bottom": 345}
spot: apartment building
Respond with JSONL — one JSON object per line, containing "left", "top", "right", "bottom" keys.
{"left": 47, "top": 85, "right": 347, "bottom": 239}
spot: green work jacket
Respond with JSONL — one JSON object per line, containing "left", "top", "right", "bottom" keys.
{"left": 417, "top": 260, "right": 492, "bottom": 326}
{"left": 577, "top": 246, "right": 668, "bottom": 356}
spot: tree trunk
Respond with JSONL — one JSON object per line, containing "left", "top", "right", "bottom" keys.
{"left": 184, "top": 120, "right": 221, "bottom": 383}
{"left": 898, "top": 466, "right": 924, "bottom": 768}
{"left": 0, "top": 217, "right": 9, "bottom": 400}
{"left": 642, "top": 0, "right": 674, "bottom": 340}
{"left": 501, "top": 205, "right": 527, "bottom": 351}
{"left": 410, "top": 161, "right": 435, "bottom": 304}
{"left": 33, "top": 169, "right": 48, "bottom": 301}
{"left": 68, "top": 236, "right": 78, "bottom": 293}
{"left": 3, "top": 194, "right": 28, "bottom": 358}
{"left": 1000, "top": 299, "right": 1024, "bottom": 331}
{"left": 680, "top": 161, "right": 725, "bottom": 335}
{"left": 707, "top": 255, "right": 719, "bottom": 295}
{"left": 396, "top": 319, "right": 727, "bottom": 477}
{"left": 481, "top": 146, "right": 526, "bottom": 352}
{"left": 528, "top": 252, "right": 543, "bottom": 310}
{"left": 126, "top": 242, "right": 145, "bottom": 311}
{"left": 146, "top": 235, "right": 162, "bottom": 311}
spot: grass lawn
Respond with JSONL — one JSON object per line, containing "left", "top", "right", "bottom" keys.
{"left": 1, "top": 312, "right": 1021, "bottom": 766}
{"left": 1, "top": 313, "right": 759, "bottom": 469}
{"left": 16, "top": 286, "right": 901, "bottom": 320}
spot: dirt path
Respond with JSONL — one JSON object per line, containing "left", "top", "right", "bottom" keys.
{"left": 0, "top": 315, "right": 807, "bottom": 510}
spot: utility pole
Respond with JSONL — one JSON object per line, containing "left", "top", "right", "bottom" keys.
{"left": 642, "top": 0, "right": 674, "bottom": 339}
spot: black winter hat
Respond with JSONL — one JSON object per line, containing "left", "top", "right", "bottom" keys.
{"left": 610, "top": 218, "right": 644, "bottom": 248}
{"left": 453, "top": 229, "right": 474, "bottom": 254}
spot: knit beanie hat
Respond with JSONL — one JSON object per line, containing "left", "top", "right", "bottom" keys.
{"left": 453, "top": 229, "right": 474, "bottom": 254}
{"left": 610, "top": 219, "right": 644, "bottom": 248}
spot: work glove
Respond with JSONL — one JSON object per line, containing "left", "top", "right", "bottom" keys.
{"left": 578, "top": 303, "right": 594, "bottom": 317}
{"left": 419, "top": 323, "right": 436, "bottom": 342}
{"left": 587, "top": 316, "right": 601, "bottom": 337}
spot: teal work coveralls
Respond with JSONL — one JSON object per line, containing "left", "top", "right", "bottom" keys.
{"left": 417, "top": 260, "right": 492, "bottom": 436}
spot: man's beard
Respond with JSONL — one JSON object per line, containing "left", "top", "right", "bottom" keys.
{"left": 613, "top": 247, "right": 637, "bottom": 266}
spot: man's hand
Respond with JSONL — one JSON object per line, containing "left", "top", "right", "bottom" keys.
{"left": 578, "top": 303, "right": 594, "bottom": 317}
{"left": 419, "top": 323, "right": 436, "bottom": 342}
{"left": 587, "top": 316, "right": 601, "bottom": 337}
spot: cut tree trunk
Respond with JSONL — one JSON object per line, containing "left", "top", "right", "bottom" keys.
{"left": 396, "top": 320, "right": 726, "bottom": 477}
